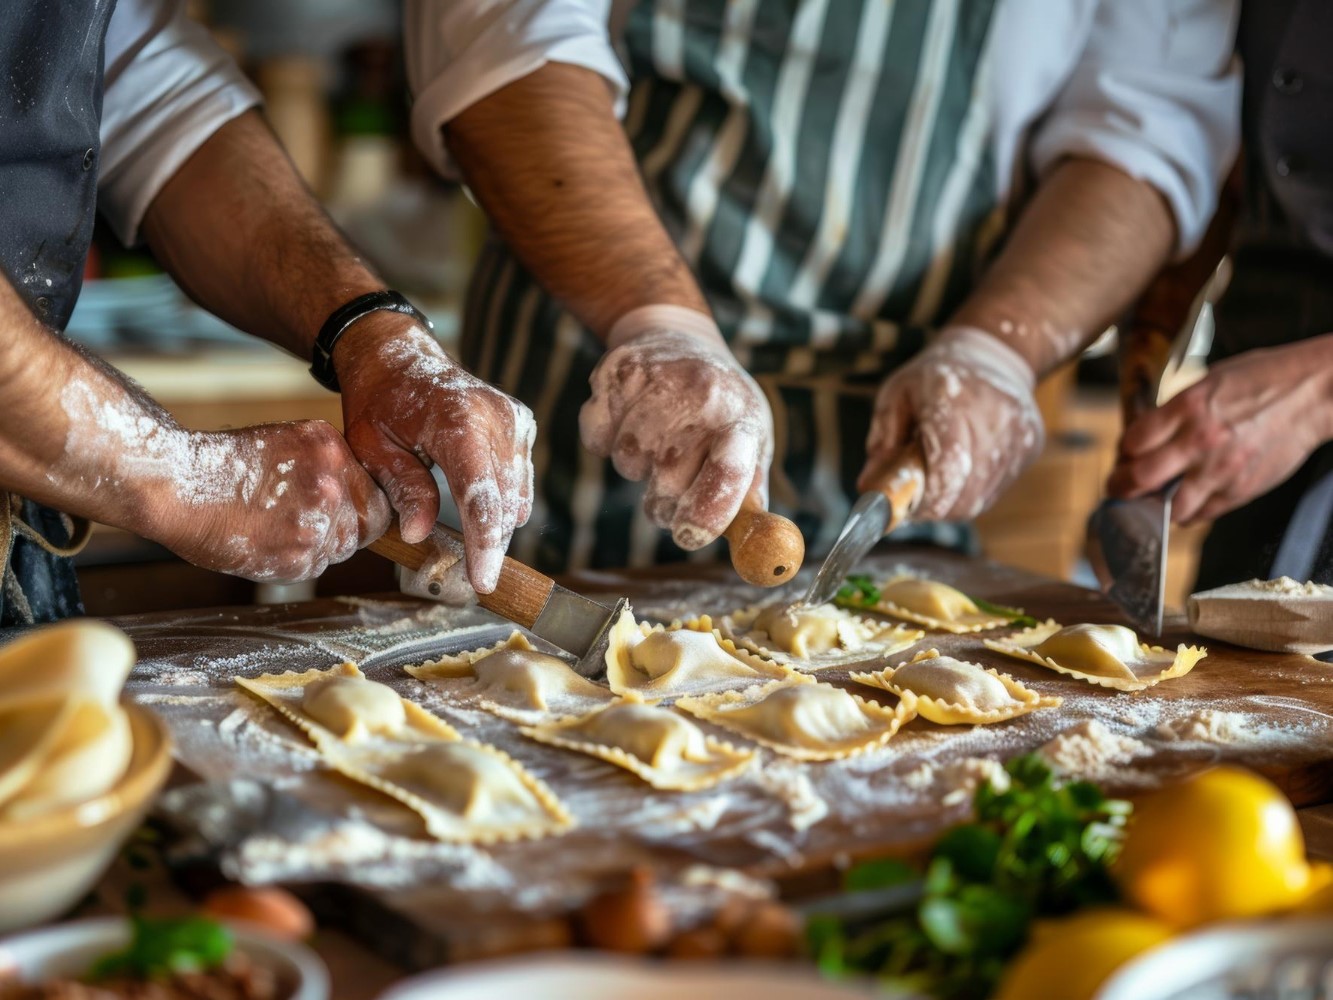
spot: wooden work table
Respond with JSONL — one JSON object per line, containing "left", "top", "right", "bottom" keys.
{"left": 53, "top": 548, "right": 1333, "bottom": 992}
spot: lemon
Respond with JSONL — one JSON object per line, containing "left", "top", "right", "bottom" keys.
{"left": 991, "top": 908, "right": 1174, "bottom": 1000}
{"left": 1294, "top": 861, "right": 1333, "bottom": 914}
{"left": 1113, "top": 766, "right": 1312, "bottom": 927}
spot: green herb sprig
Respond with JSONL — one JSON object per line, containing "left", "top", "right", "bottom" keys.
{"left": 834, "top": 574, "right": 881, "bottom": 607}
{"left": 807, "top": 754, "right": 1130, "bottom": 999}
{"left": 90, "top": 915, "right": 233, "bottom": 981}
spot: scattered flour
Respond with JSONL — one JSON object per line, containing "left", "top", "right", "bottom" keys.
{"left": 1040, "top": 720, "right": 1150, "bottom": 781}
{"left": 1249, "top": 577, "right": 1333, "bottom": 597}
{"left": 753, "top": 762, "right": 829, "bottom": 831}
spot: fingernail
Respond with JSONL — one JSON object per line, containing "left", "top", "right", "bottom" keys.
{"left": 672, "top": 522, "right": 713, "bottom": 550}
{"left": 473, "top": 548, "right": 503, "bottom": 593}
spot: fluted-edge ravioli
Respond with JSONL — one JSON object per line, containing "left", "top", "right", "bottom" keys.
{"left": 850, "top": 649, "right": 1061, "bottom": 725}
{"left": 236, "top": 664, "right": 572, "bottom": 843}
{"left": 406, "top": 631, "right": 615, "bottom": 723}
{"left": 604, "top": 609, "right": 796, "bottom": 699}
{"left": 675, "top": 678, "right": 916, "bottom": 761}
{"left": 521, "top": 700, "right": 756, "bottom": 790}
{"left": 845, "top": 576, "right": 1019, "bottom": 633}
{"left": 693, "top": 603, "right": 923, "bottom": 670}
{"left": 982, "top": 621, "right": 1207, "bottom": 692}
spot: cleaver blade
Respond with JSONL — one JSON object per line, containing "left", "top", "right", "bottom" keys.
{"left": 1086, "top": 478, "right": 1178, "bottom": 636}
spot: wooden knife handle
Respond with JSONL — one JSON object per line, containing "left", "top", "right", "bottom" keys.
{"left": 1118, "top": 323, "right": 1176, "bottom": 426}
{"left": 369, "top": 522, "right": 554, "bottom": 628}
{"left": 861, "top": 440, "right": 927, "bottom": 532}
{"left": 723, "top": 496, "right": 805, "bottom": 588}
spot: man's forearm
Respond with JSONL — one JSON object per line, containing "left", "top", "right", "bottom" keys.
{"left": 446, "top": 63, "right": 708, "bottom": 340}
{"left": 0, "top": 278, "right": 176, "bottom": 534}
{"left": 951, "top": 158, "right": 1177, "bottom": 377}
{"left": 140, "top": 110, "right": 385, "bottom": 362}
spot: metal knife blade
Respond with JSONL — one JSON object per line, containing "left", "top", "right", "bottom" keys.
{"left": 534, "top": 590, "right": 629, "bottom": 678}
{"left": 797, "top": 492, "right": 893, "bottom": 609}
{"left": 791, "top": 443, "right": 927, "bottom": 611}
{"left": 1086, "top": 477, "right": 1179, "bottom": 636}
{"left": 370, "top": 520, "right": 629, "bottom": 675}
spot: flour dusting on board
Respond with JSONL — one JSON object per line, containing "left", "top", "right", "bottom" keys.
{"left": 128, "top": 556, "right": 1333, "bottom": 930}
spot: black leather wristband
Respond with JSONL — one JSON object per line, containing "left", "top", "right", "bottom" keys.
{"left": 309, "top": 290, "right": 433, "bottom": 392}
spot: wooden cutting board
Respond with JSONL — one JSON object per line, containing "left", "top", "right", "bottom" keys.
{"left": 107, "top": 547, "right": 1333, "bottom": 967}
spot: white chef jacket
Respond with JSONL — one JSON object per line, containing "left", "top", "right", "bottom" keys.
{"left": 404, "top": 0, "right": 1241, "bottom": 255}
{"left": 98, "top": 0, "right": 262, "bottom": 245}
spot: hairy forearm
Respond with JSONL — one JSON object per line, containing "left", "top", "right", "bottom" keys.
{"left": 951, "top": 158, "right": 1177, "bottom": 377}
{"left": 141, "top": 110, "right": 384, "bottom": 361}
{"left": 0, "top": 277, "right": 178, "bottom": 534}
{"left": 446, "top": 63, "right": 708, "bottom": 340}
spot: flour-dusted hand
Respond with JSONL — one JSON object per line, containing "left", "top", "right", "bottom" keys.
{"left": 156, "top": 421, "right": 391, "bottom": 582}
{"left": 335, "top": 316, "right": 534, "bottom": 593}
{"left": 860, "top": 326, "right": 1044, "bottom": 521}
{"left": 1108, "top": 336, "right": 1333, "bottom": 524}
{"left": 580, "top": 306, "right": 774, "bottom": 550}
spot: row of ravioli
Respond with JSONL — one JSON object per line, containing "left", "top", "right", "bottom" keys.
{"left": 232, "top": 574, "right": 1207, "bottom": 848}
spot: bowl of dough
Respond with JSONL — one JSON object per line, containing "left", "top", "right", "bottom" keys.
{"left": 0, "top": 619, "right": 172, "bottom": 933}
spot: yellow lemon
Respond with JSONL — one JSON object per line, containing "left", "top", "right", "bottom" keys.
{"left": 1294, "top": 861, "right": 1333, "bottom": 914}
{"left": 1113, "top": 766, "right": 1312, "bottom": 927}
{"left": 992, "top": 908, "right": 1174, "bottom": 1000}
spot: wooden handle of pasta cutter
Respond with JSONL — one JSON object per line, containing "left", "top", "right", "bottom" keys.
{"left": 722, "top": 496, "right": 805, "bottom": 588}
{"left": 369, "top": 522, "right": 554, "bottom": 629}
{"left": 861, "top": 440, "right": 927, "bottom": 532}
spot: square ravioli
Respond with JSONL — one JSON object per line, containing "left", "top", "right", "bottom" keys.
{"left": 236, "top": 664, "right": 572, "bottom": 843}
{"left": 850, "top": 649, "right": 1061, "bottom": 725}
{"left": 604, "top": 609, "right": 796, "bottom": 699}
{"left": 837, "top": 575, "right": 1022, "bottom": 633}
{"left": 521, "top": 701, "right": 756, "bottom": 790}
{"left": 675, "top": 678, "right": 916, "bottom": 761}
{"left": 695, "top": 602, "right": 923, "bottom": 670}
{"left": 406, "top": 631, "right": 615, "bottom": 723}
{"left": 983, "top": 621, "right": 1207, "bottom": 692}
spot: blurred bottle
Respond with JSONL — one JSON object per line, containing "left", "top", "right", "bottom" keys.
{"left": 326, "top": 40, "right": 400, "bottom": 210}
{"left": 256, "top": 55, "right": 332, "bottom": 197}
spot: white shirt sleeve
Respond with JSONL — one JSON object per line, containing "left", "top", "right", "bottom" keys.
{"left": 98, "top": 0, "right": 262, "bottom": 246}
{"left": 404, "top": 0, "right": 629, "bottom": 178}
{"left": 1028, "top": 0, "right": 1241, "bottom": 256}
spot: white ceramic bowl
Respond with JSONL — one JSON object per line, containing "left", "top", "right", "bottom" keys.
{"left": 0, "top": 916, "right": 329, "bottom": 1000}
{"left": 0, "top": 702, "right": 173, "bottom": 933}
{"left": 381, "top": 952, "right": 894, "bottom": 1000}
{"left": 1096, "top": 915, "right": 1333, "bottom": 1000}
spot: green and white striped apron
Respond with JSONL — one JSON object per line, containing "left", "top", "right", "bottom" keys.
{"left": 462, "top": 0, "right": 1006, "bottom": 575}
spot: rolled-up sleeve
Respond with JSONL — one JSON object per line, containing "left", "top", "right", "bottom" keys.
{"left": 98, "top": 0, "right": 261, "bottom": 245}
{"left": 405, "top": 0, "right": 629, "bottom": 178}
{"left": 1029, "top": 0, "right": 1241, "bottom": 255}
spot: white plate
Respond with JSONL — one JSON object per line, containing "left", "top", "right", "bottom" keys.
{"left": 1096, "top": 915, "right": 1333, "bottom": 1000}
{"left": 0, "top": 916, "right": 328, "bottom": 1000}
{"left": 381, "top": 952, "right": 893, "bottom": 1000}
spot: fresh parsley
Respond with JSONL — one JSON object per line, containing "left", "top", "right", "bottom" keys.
{"left": 806, "top": 754, "right": 1130, "bottom": 999}
{"left": 970, "top": 597, "right": 1037, "bottom": 629}
{"left": 90, "top": 915, "right": 233, "bottom": 981}
{"left": 834, "top": 574, "right": 881, "bottom": 608}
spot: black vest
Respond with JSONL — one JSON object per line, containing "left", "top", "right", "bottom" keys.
{"left": 0, "top": 1, "right": 117, "bottom": 625}
{"left": 0, "top": 0, "right": 117, "bottom": 330}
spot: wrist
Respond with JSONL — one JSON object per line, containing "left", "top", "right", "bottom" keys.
{"left": 931, "top": 325, "right": 1038, "bottom": 395}
{"left": 606, "top": 304, "right": 727, "bottom": 351}
{"left": 331, "top": 311, "right": 438, "bottom": 389}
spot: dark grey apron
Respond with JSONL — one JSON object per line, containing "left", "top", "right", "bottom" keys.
{"left": 0, "top": 0, "right": 117, "bottom": 624}
{"left": 1194, "top": 0, "right": 1333, "bottom": 589}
